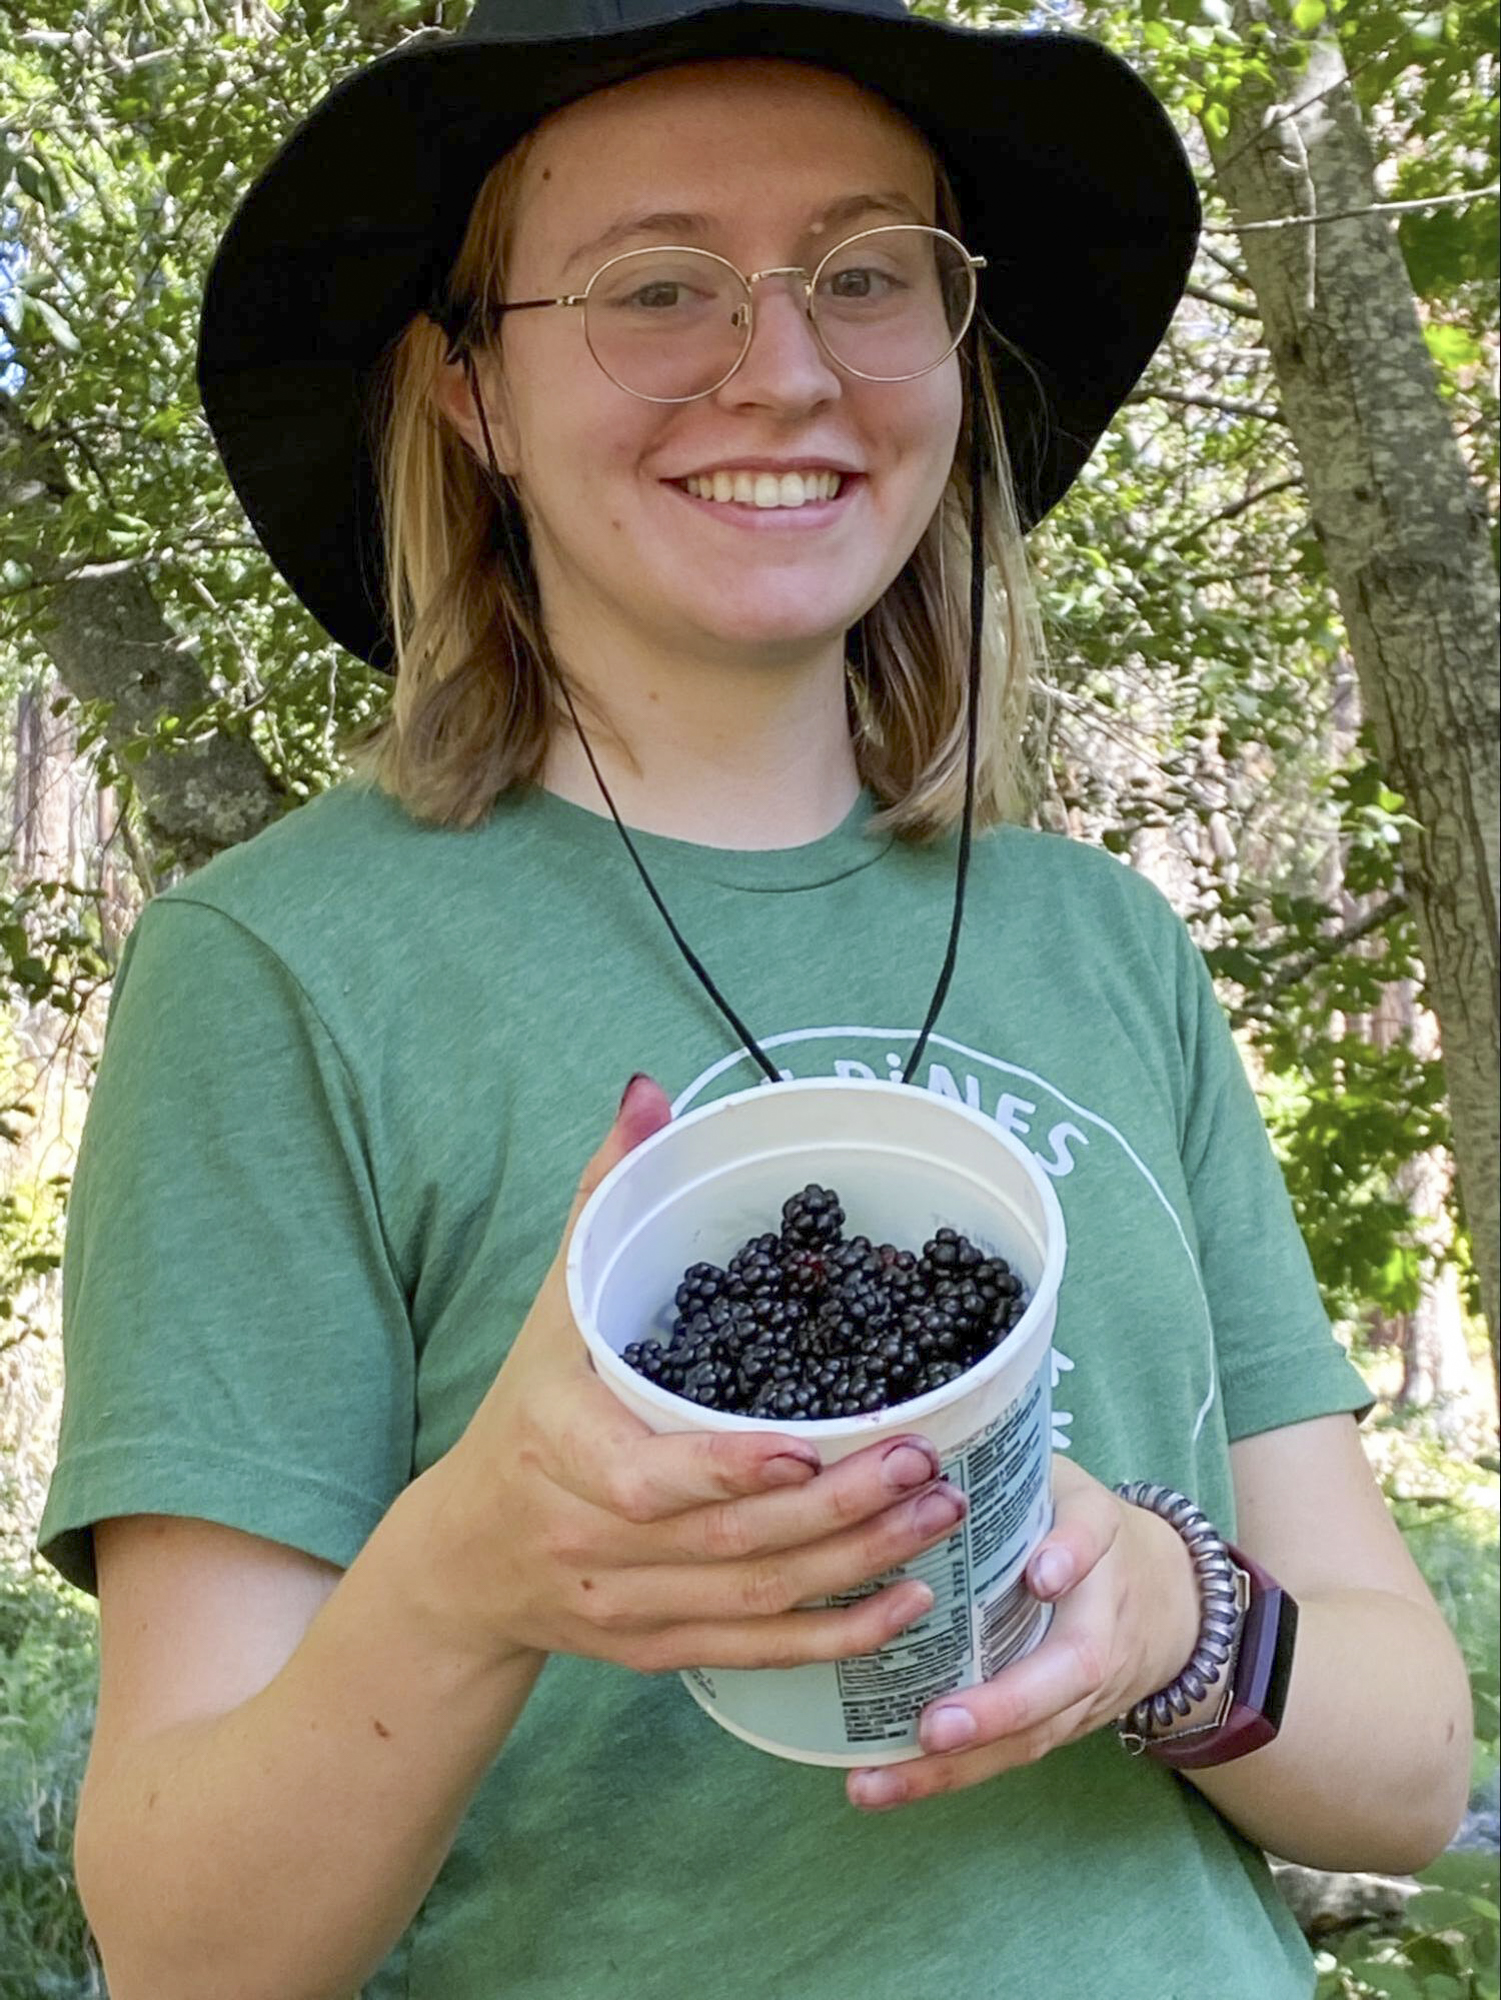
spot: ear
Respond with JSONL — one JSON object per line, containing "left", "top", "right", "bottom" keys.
{"left": 433, "top": 348, "right": 519, "bottom": 480}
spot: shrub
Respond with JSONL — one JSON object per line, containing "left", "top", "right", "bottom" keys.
{"left": 0, "top": 1556, "right": 103, "bottom": 1999}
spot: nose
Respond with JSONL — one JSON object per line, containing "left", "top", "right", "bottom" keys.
{"left": 716, "top": 274, "right": 841, "bottom": 415}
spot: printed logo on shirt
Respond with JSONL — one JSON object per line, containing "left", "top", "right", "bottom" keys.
{"left": 672, "top": 1026, "right": 1219, "bottom": 1448}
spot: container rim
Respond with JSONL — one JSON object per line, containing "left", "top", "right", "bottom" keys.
{"left": 565, "top": 1076, "right": 1066, "bottom": 1439}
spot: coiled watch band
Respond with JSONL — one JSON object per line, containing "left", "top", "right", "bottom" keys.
{"left": 1113, "top": 1481, "right": 1299, "bottom": 1770}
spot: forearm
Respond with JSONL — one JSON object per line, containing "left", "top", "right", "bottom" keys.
{"left": 1184, "top": 1587, "right": 1472, "bottom": 1874}
{"left": 76, "top": 1470, "right": 547, "bottom": 2000}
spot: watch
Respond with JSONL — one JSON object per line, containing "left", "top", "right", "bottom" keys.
{"left": 1128, "top": 1545, "right": 1299, "bottom": 1770}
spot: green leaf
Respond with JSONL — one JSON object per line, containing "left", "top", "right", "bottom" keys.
{"left": 13, "top": 156, "right": 50, "bottom": 206}
{"left": 1291, "top": 0, "right": 1326, "bottom": 25}
{"left": 1417, "top": 1851, "right": 1501, "bottom": 1901}
{"left": 21, "top": 295, "right": 81, "bottom": 355}
{"left": 1343, "top": 1961, "right": 1423, "bottom": 2000}
{"left": 1425, "top": 322, "right": 1484, "bottom": 371}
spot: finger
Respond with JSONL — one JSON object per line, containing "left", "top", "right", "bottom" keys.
{"left": 1023, "top": 1462, "right": 1123, "bottom": 1603}
{"left": 912, "top": 1568, "right": 1120, "bottom": 1760}
{"left": 847, "top": 1690, "right": 1099, "bottom": 1810}
{"left": 641, "top": 1435, "right": 947, "bottom": 1562}
{"left": 546, "top": 1374, "right": 834, "bottom": 1518}
{"left": 623, "top": 1576, "right": 938, "bottom": 1674}
{"left": 522, "top": 1073, "right": 675, "bottom": 1375}
{"left": 579, "top": 1478, "right": 967, "bottom": 1631}
{"left": 561, "top": 1073, "right": 675, "bottom": 1247}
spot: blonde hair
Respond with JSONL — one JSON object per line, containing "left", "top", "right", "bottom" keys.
{"left": 342, "top": 127, "right": 1046, "bottom": 840}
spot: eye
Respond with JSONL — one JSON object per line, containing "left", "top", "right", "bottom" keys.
{"left": 625, "top": 280, "right": 693, "bottom": 310}
{"left": 820, "top": 264, "right": 905, "bottom": 303}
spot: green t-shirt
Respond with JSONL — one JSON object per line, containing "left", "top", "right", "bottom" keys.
{"left": 39, "top": 778, "right": 1371, "bottom": 2000}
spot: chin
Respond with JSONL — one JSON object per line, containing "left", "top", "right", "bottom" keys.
{"left": 699, "top": 619, "right": 857, "bottom": 662}
{"left": 681, "top": 591, "right": 873, "bottom": 657}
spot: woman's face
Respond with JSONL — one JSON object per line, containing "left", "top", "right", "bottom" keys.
{"left": 462, "top": 59, "right": 964, "bottom": 671}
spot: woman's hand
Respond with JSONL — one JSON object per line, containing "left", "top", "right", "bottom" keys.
{"left": 417, "top": 1074, "right": 970, "bottom": 1677}
{"left": 846, "top": 1453, "right": 1201, "bottom": 1811}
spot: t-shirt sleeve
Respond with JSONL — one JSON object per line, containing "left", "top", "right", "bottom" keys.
{"left": 36, "top": 896, "right": 415, "bottom": 1598}
{"left": 1174, "top": 918, "right": 1374, "bottom": 1443}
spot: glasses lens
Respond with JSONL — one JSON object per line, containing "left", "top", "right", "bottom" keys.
{"left": 811, "top": 227, "right": 976, "bottom": 381}
{"left": 584, "top": 249, "right": 749, "bottom": 401}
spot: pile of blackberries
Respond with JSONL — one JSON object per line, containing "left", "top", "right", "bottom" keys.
{"left": 621, "top": 1183, "right": 1028, "bottom": 1421}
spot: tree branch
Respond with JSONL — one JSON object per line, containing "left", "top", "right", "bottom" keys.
{"left": 1207, "top": 185, "right": 1499, "bottom": 233}
{"left": 1169, "top": 474, "right": 1305, "bottom": 549}
{"left": 1128, "top": 387, "right": 1287, "bottom": 424}
{"left": 1263, "top": 894, "right": 1410, "bottom": 999}
{"left": 1200, "top": 237, "right": 1251, "bottom": 287}
{"left": 1185, "top": 281, "right": 1262, "bottom": 322}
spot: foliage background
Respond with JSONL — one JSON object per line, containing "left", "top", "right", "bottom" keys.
{"left": 0, "top": 0, "right": 1496, "bottom": 1994}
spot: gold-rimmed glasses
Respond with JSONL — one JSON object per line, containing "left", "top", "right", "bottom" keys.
{"left": 474, "top": 225, "right": 985, "bottom": 402}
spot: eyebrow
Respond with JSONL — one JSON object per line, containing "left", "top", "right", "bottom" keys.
{"left": 559, "top": 189, "right": 930, "bottom": 278}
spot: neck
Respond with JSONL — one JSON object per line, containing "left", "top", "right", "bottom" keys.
{"left": 539, "top": 628, "right": 863, "bottom": 850}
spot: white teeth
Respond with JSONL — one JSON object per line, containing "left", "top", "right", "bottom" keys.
{"left": 683, "top": 470, "right": 846, "bottom": 507}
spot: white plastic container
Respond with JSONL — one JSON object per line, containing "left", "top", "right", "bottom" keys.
{"left": 566, "top": 1077, "right": 1066, "bottom": 1765}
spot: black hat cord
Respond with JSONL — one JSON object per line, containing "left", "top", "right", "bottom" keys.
{"left": 461, "top": 349, "right": 982, "bottom": 1089}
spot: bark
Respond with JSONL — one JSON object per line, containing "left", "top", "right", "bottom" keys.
{"left": 0, "top": 392, "right": 288, "bottom": 876}
{"left": 38, "top": 566, "right": 290, "bottom": 874}
{"left": 1365, "top": 983, "right": 1475, "bottom": 1432}
{"left": 1207, "top": 14, "right": 1501, "bottom": 1368}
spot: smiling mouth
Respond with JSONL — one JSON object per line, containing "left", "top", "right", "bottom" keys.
{"left": 675, "top": 469, "right": 848, "bottom": 509}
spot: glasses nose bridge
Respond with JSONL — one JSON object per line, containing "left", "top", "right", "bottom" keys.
{"left": 735, "top": 262, "right": 815, "bottom": 327}
{"left": 745, "top": 261, "right": 813, "bottom": 293}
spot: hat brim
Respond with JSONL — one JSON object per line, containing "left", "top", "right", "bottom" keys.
{"left": 198, "top": 3, "right": 1200, "bottom": 668}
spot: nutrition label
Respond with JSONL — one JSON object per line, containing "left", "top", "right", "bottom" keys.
{"left": 832, "top": 1363, "right": 1051, "bottom": 1746}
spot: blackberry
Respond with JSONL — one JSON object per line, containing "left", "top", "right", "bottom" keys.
{"left": 623, "top": 1181, "right": 1031, "bottom": 1421}
{"left": 782, "top": 1247, "right": 830, "bottom": 1298}
{"left": 781, "top": 1184, "right": 844, "bottom": 1248}
{"left": 675, "top": 1263, "right": 727, "bottom": 1313}
{"left": 725, "top": 1249, "right": 780, "bottom": 1302}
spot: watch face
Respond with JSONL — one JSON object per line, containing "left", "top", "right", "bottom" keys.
{"left": 1243, "top": 1585, "right": 1298, "bottom": 1733}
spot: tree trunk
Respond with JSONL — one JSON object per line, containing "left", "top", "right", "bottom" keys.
{"left": 1365, "top": 982, "right": 1476, "bottom": 1434}
{"left": 1207, "top": 11, "right": 1501, "bottom": 1372}
{"left": 0, "top": 392, "right": 288, "bottom": 878}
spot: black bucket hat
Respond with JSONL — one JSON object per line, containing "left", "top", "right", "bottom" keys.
{"left": 198, "top": 0, "right": 1200, "bottom": 670}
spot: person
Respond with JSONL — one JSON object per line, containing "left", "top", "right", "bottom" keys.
{"left": 37, "top": 4, "right": 1473, "bottom": 1997}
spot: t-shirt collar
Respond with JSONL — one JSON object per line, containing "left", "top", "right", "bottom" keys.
{"left": 506, "top": 782, "right": 893, "bottom": 892}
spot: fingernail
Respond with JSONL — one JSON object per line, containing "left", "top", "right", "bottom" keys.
{"left": 1031, "top": 1547, "right": 1074, "bottom": 1596}
{"left": 883, "top": 1441, "right": 940, "bottom": 1491}
{"left": 898, "top": 1582, "right": 935, "bottom": 1625}
{"left": 851, "top": 1769, "right": 905, "bottom": 1808}
{"left": 914, "top": 1484, "right": 966, "bottom": 1533}
{"left": 617, "top": 1073, "right": 652, "bottom": 1115}
{"left": 762, "top": 1453, "right": 819, "bottom": 1487}
{"left": 922, "top": 1705, "right": 977, "bottom": 1752}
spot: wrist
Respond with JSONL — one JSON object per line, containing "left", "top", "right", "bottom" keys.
{"left": 391, "top": 1460, "right": 548, "bottom": 1678}
{"left": 1113, "top": 1482, "right": 1301, "bottom": 1770}
{"left": 1125, "top": 1498, "right": 1203, "bottom": 1706}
